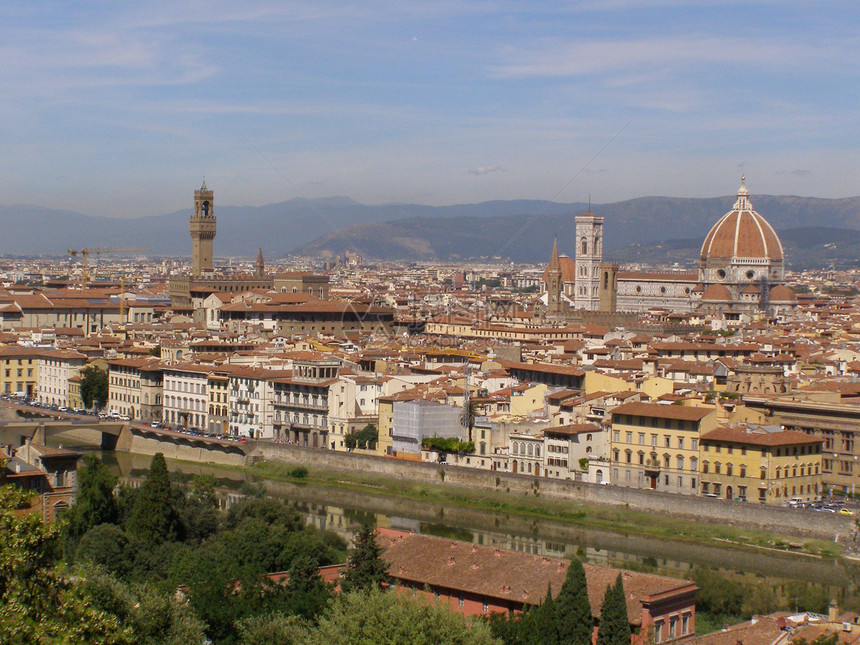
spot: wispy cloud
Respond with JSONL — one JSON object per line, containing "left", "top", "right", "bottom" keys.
{"left": 491, "top": 35, "right": 836, "bottom": 79}
{"left": 469, "top": 165, "right": 504, "bottom": 175}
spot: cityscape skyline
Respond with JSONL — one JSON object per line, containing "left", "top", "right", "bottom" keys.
{"left": 2, "top": 1, "right": 858, "bottom": 219}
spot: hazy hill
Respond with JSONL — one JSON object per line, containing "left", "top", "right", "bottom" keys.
{"left": 3, "top": 194, "right": 860, "bottom": 265}
{"left": 0, "top": 198, "right": 581, "bottom": 256}
{"left": 610, "top": 227, "right": 860, "bottom": 270}
{"left": 295, "top": 195, "right": 860, "bottom": 264}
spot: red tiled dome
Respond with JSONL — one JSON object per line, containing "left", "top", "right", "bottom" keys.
{"left": 701, "top": 284, "right": 733, "bottom": 302}
{"left": 700, "top": 181, "right": 783, "bottom": 262}
{"left": 769, "top": 285, "right": 797, "bottom": 302}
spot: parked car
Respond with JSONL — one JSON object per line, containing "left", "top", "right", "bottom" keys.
{"left": 839, "top": 508, "right": 855, "bottom": 516}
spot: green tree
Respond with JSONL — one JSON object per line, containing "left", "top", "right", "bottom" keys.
{"left": 554, "top": 558, "right": 593, "bottom": 645}
{"left": 596, "top": 574, "right": 631, "bottom": 645}
{"left": 305, "top": 588, "right": 501, "bottom": 645}
{"left": 80, "top": 365, "right": 109, "bottom": 410}
{"left": 75, "top": 524, "right": 139, "bottom": 580}
{"left": 0, "top": 485, "right": 132, "bottom": 644}
{"left": 236, "top": 611, "right": 311, "bottom": 645}
{"left": 180, "top": 474, "right": 219, "bottom": 543}
{"left": 340, "top": 523, "right": 389, "bottom": 593}
{"left": 126, "top": 453, "right": 184, "bottom": 544}
{"left": 66, "top": 454, "right": 118, "bottom": 539}
{"left": 78, "top": 564, "right": 206, "bottom": 645}
{"left": 533, "top": 585, "right": 559, "bottom": 645}
{"left": 282, "top": 553, "right": 332, "bottom": 620}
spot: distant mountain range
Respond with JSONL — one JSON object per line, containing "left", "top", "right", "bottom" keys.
{"left": 3, "top": 194, "right": 860, "bottom": 269}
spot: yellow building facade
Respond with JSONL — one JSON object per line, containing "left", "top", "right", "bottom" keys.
{"left": 0, "top": 347, "right": 40, "bottom": 397}
{"left": 699, "top": 425, "right": 823, "bottom": 504}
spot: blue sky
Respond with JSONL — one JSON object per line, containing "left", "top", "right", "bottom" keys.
{"left": 2, "top": 1, "right": 858, "bottom": 218}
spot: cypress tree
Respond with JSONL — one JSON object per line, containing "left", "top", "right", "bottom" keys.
{"left": 534, "top": 584, "right": 559, "bottom": 645}
{"left": 126, "top": 453, "right": 183, "bottom": 544}
{"left": 596, "top": 574, "right": 632, "bottom": 645}
{"left": 66, "top": 454, "right": 118, "bottom": 538}
{"left": 555, "top": 557, "right": 594, "bottom": 645}
{"left": 340, "top": 523, "right": 389, "bottom": 593}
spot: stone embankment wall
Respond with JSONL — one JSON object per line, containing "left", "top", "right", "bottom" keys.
{"left": 247, "top": 442, "right": 853, "bottom": 540}
{"left": 129, "top": 431, "right": 245, "bottom": 466}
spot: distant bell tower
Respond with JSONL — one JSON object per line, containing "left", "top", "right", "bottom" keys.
{"left": 546, "top": 236, "right": 564, "bottom": 318}
{"left": 190, "top": 179, "right": 216, "bottom": 277}
{"left": 574, "top": 211, "right": 604, "bottom": 311}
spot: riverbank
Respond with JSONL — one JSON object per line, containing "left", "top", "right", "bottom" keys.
{"left": 227, "top": 457, "right": 844, "bottom": 559}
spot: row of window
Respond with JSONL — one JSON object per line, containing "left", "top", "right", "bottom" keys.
{"left": 614, "top": 416, "right": 694, "bottom": 431}
{"left": 165, "top": 379, "right": 207, "bottom": 394}
{"left": 703, "top": 443, "right": 819, "bottom": 457}
{"left": 614, "top": 430, "right": 698, "bottom": 450}
{"left": 4, "top": 369, "right": 33, "bottom": 378}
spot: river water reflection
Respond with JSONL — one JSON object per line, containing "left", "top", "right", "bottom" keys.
{"left": 94, "top": 450, "right": 860, "bottom": 609}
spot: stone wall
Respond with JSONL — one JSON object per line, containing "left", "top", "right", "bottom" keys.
{"left": 130, "top": 430, "right": 245, "bottom": 466}
{"left": 247, "top": 441, "right": 853, "bottom": 540}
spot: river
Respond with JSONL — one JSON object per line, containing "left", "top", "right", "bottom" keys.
{"left": 92, "top": 448, "right": 860, "bottom": 611}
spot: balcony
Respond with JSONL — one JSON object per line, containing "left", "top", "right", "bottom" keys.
{"left": 644, "top": 456, "right": 662, "bottom": 472}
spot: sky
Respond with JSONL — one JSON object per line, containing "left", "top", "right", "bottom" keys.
{"left": 1, "top": 1, "right": 858, "bottom": 218}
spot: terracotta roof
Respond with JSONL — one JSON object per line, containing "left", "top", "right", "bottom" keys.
{"left": 542, "top": 255, "right": 576, "bottom": 284}
{"left": 544, "top": 422, "right": 602, "bottom": 436}
{"left": 701, "top": 425, "right": 823, "bottom": 447}
{"left": 377, "top": 529, "right": 696, "bottom": 625}
{"left": 700, "top": 184, "right": 783, "bottom": 261}
{"left": 769, "top": 284, "right": 797, "bottom": 302}
{"left": 611, "top": 401, "right": 715, "bottom": 422}
{"left": 701, "top": 284, "right": 733, "bottom": 302}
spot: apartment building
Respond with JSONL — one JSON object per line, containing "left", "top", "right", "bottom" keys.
{"left": 272, "top": 359, "right": 339, "bottom": 446}
{"left": 37, "top": 349, "right": 87, "bottom": 407}
{"left": 609, "top": 402, "right": 718, "bottom": 494}
{"left": 162, "top": 364, "right": 212, "bottom": 429}
{"left": 0, "top": 346, "right": 40, "bottom": 397}
{"left": 699, "top": 425, "right": 823, "bottom": 504}
{"left": 107, "top": 357, "right": 163, "bottom": 422}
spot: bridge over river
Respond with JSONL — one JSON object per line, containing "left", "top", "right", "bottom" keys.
{"left": 0, "top": 403, "right": 246, "bottom": 466}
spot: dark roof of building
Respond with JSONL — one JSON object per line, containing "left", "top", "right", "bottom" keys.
{"left": 377, "top": 528, "right": 696, "bottom": 625}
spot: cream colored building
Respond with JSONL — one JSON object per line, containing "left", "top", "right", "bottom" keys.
{"left": 37, "top": 349, "right": 87, "bottom": 407}
{"left": 107, "top": 357, "right": 163, "bottom": 422}
{"left": 162, "top": 364, "right": 212, "bottom": 429}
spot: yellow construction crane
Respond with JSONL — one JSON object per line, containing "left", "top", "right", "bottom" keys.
{"left": 66, "top": 247, "right": 150, "bottom": 289}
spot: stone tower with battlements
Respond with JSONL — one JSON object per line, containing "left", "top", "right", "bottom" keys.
{"left": 190, "top": 180, "right": 216, "bottom": 277}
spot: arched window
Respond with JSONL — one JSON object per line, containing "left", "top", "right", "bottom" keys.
{"left": 726, "top": 463, "right": 733, "bottom": 477}
{"left": 690, "top": 457, "right": 698, "bottom": 472}
{"left": 613, "top": 449, "right": 619, "bottom": 462}
{"left": 581, "top": 237, "right": 588, "bottom": 255}
{"left": 625, "top": 449, "right": 632, "bottom": 464}
{"left": 702, "top": 460, "right": 709, "bottom": 474}
{"left": 676, "top": 455, "right": 684, "bottom": 471}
